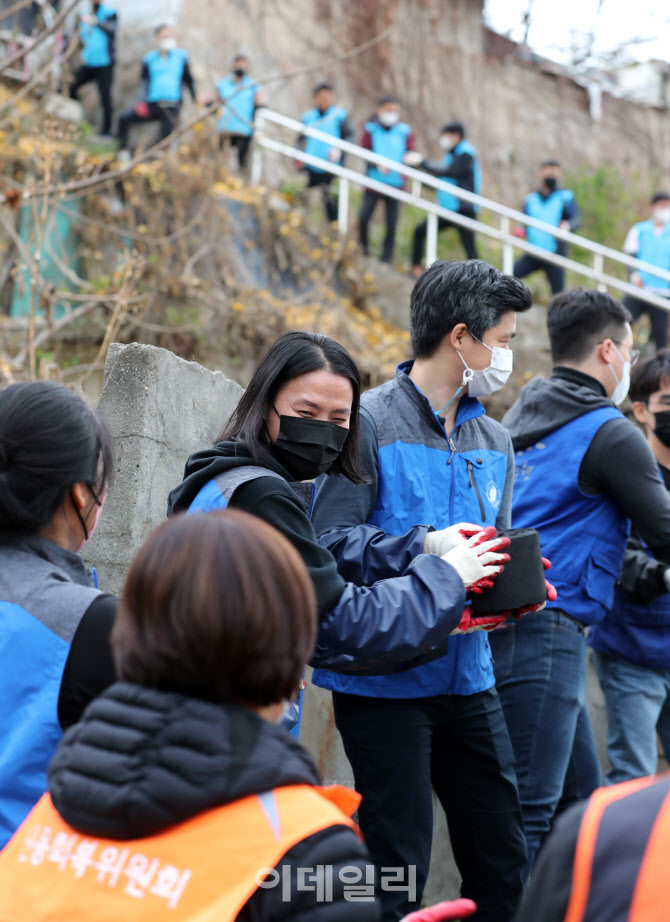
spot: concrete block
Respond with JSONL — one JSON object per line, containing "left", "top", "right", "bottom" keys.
{"left": 83, "top": 342, "right": 243, "bottom": 595}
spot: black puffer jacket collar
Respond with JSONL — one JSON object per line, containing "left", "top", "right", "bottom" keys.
{"left": 48, "top": 682, "right": 321, "bottom": 840}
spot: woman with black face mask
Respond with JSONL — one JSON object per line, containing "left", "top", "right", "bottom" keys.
{"left": 168, "top": 332, "right": 508, "bottom": 681}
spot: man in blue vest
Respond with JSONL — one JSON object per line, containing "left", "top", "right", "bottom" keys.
{"left": 589, "top": 349, "right": 670, "bottom": 783}
{"left": 358, "top": 95, "right": 415, "bottom": 264}
{"left": 69, "top": 3, "right": 117, "bottom": 137}
{"left": 298, "top": 83, "right": 353, "bottom": 222}
{"left": 409, "top": 122, "right": 481, "bottom": 277}
{"left": 621, "top": 192, "right": 670, "bottom": 351}
{"left": 312, "top": 260, "right": 537, "bottom": 921}
{"left": 513, "top": 160, "right": 580, "bottom": 294}
{"left": 217, "top": 55, "right": 264, "bottom": 171}
{"left": 116, "top": 24, "right": 196, "bottom": 158}
{"left": 491, "top": 289, "right": 670, "bottom": 877}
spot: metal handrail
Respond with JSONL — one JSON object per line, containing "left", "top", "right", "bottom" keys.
{"left": 251, "top": 108, "right": 670, "bottom": 312}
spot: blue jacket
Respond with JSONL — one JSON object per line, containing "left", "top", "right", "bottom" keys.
{"left": 302, "top": 106, "right": 348, "bottom": 173}
{"left": 512, "top": 407, "right": 629, "bottom": 625}
{"left": 524, "top": 188, "right": 578, "bottom": 253}
{"left": 143, "top": 48, "right": 190, "bottom": 104}
{"left": 437, "top": 139, "right": 481, "bottom": 214}
{"left": 628, "top": 219, "right": 670, "bottom": 290}
{"left": 311, "top": 362, "right": 515, "bottom": 698}
{"left": 167, "top": 442, "right": 466, "bottom": 677}
{"left": 217, "top": 74, "right": 257, "bottom": 136}
{"left": 79, "top": 4, "right": 116, "bottom": 68}
{"left": 364, "top": 120, "right": 411, "bottom": 188}
{"left": 0, "top": 537, "right": 101, "bottom": 848}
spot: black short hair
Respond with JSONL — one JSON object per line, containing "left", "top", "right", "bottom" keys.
{"left": 541, "top": 159, "right": 561, "bottom": 169}
{"left": 377, "top": 94, "right": 399, "bottom": 106}
{"left": 629, "top": 349, "right": 670, "bottom": 403}
{"left": 314, "top": 82, "right": 333, "bottom": 95}
{"left": 154, "top": 23, "right": 171, "bottom": 34}
{"left": 218, "top": 331, "right": 367, "bottom": 484}
{"left": 651, "top": 191, "right": 670, "bottom": 205}
{"left": 233, "top": 54, "right": 248, "bottom": 64}
{"left": 409, "top": 260, "right": 532, "bottom": 359}
{"left": 442, "top": 121, "right": 465, "bottom": 137}
{"left": 0, "top": 381, "right": 113, "bottom": 537}
{"left": 546, "top": 289, "right": 632, "bottom": 365}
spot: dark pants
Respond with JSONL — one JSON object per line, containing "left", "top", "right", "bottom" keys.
{"left": 69, "top": 64, "right": 114, "bottom": 135}
{"left": 490, "top": 610, "right": 602, "bottom": 878}
{"left": 359, "top": 188, "right": 400, "bottom": 263}
{"left": 623, "top": 294, "right": 669, "bottom": 351}
{"left": 514, "top": 253, "right": 564, "bottom": 294}
{"left": 411, "top": 213, "right": 478, "bottom": 266}
{"left": 333, "top": 688, "right": 526, "bottom": 922}
{"left": 116, "top": 102, "right": 180, "bottom": 150}
{"left": 307, "top": 169, "right": 337, "bottom": 223}
{"left": 219, "top": 132, "right": 252, "bottom": 169}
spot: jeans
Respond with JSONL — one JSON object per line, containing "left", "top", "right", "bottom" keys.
{"left": 333, "top": 688, "right": 526, "bottom": 922}
{"left": 513, "top": 253, "right": 564, "bottom": 294}
{"left": 490, "top": 609, "right": 602, "bottom": 877}
{"left": 359, "top": 189, "right": 400, "bottom": 263}
{"left": 411, "top": 213, "right": 478, "bottom": 265}
{"left": 623, "top": 294, "right": 669, "bottom": 351}
{"left": 592, "top": 650, "right": 670, "bottom": 783}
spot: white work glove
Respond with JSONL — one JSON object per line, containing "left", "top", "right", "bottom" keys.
{"left": 403, "top": 150, "right": 424, "bottom": 167}
{"left": 442, "top": 533, "right": 510, "bottom": 593}
{"left": 423, "top": 523, "right": 489, "bottom": 557}
{"left": 327, "top": 147, "right": 341, "bottom": 163}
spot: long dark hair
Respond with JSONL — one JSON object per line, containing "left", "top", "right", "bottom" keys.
{"left": 0, "top": 381, "right": 113, "bottom": 537}
{"left": 218, "top": 331, "right": 367, "bottom": 484}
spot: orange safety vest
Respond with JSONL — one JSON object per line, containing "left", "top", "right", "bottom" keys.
{"left": 0, "top": 783, "right": 361, "bottom": 921}
{"left": 563, "top": 772, "right": 670, "bottom": 922}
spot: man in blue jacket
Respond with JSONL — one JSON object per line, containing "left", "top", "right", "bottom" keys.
{"left": 410, "top": 121, "right": 481, "bottom": 275}
{"left": 513, "top": 160, "right": 580, "bottom": 294}
{"left": 312, "top": 260, "right": 535, "bottom": 922}
{"left": 217, "top": 55, "right": 264, "bottom": 171}
{"left": 69, "top": 2, "right": 117, "bottom": 137}
{"left": 116, "top": 24, "right": 196, "bottom": 157}
{"left": 590, "top": 349, "right": 670, "bottom": 782}
{"left": 358, "top": 95, "right": 415, "bottom": 264}
{"left": 622, "top": 192, "right": 670, "bottom": 351}
{"left": 493, "top": 289, "right": 670, "bottom": 877}
{"left": 298, "top": 83, "right": 353, "bottom": 222}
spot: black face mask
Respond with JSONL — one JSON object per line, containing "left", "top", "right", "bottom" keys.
{"left": 654, "top": 410, "right": 670, "bottom": 449}
{"left": 544, "top": 176, "right": 558, "bottom": 192}
{"left": 234, "top": 67, "right": 246, "bottom": 78}
{"left": 269, "top": 409, "right": 349, "bottom": 481}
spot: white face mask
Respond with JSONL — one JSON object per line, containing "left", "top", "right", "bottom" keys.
{"left": 655, "top": 208, "right": 670, "bottom": 225}
{"left": 609, "top": 343, "right": 631, "bottom": 406}
{"left": 458, "top": 334, "right": 514, "bottom": 398}
{"left": 378, "top": 110, "right": 399, "bottom": 127}
{"left": 158, "top": 37, "right": 176, "bottom": 52}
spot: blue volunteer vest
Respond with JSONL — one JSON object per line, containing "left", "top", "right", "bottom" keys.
{"left": 314, "top": 381, "right": 508, "bottom": 699}
{"left": 217, "top": 75, "right": 257, "bottom": 136}
{"left": 631, "top": 219, "right": 670, "bottom": 290}
{"left": 512, "top": 407, "right": 629, "bottom": 625}
{"left": 525, "top": 188, "right": 575, "bottom": 253}
{"left": 436, "top": 139, "right": 481, "bottom": 214}
{"left": 80, "top": 4, "right": 115, "bottom": 68}
{"left": 301, "top": 106, "right": 348, "bottom": 173}
{"left": 365, "top": 121, "right": 411, "bottom": 188}
{"left": 144, "top": 48, "right": 189, "bottom": 104}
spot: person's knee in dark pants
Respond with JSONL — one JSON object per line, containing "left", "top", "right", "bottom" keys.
{"left": 359, "top": 189, "right": 379, "bottom": 256}
{"left": 381, "top": 195, "right": 400, "bottom": 263}
{"left": 623, "top": 294, "right": 669, "bottom": 351}
{"left": 514, "top": 253, "right": 564, "bottom": 294}
{"left": 70, "top": 64, "right": 114, "bottom": 136}
{"left": 306, "top": 170, "right": 338, "bottom": 223}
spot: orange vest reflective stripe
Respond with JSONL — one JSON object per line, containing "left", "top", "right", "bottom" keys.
{"left": 563, "top": 773, "right": 670, "bottom": 922}
{"left": 0, "top": 784, "right": 361, "bottom": 921}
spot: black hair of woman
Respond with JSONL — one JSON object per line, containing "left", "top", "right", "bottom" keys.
{"left": 218, "top": 331, "right": 368, "bottom": 484}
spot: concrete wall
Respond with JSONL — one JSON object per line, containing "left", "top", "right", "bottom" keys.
{"left": 82, "top": 342, "right": 243, "bottom": 595}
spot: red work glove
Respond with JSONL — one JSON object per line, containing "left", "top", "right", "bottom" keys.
{"left": 451, "top": 607, "right": 511, "bottom": 634}
{"left": 402, "top": 898, "right": 478, "bottom": 921}
{"left": 511, "top": 226, "right": 526, "bottom": 239}
{"left": 134, "top": 101, "right": 149, "bottom": 118}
